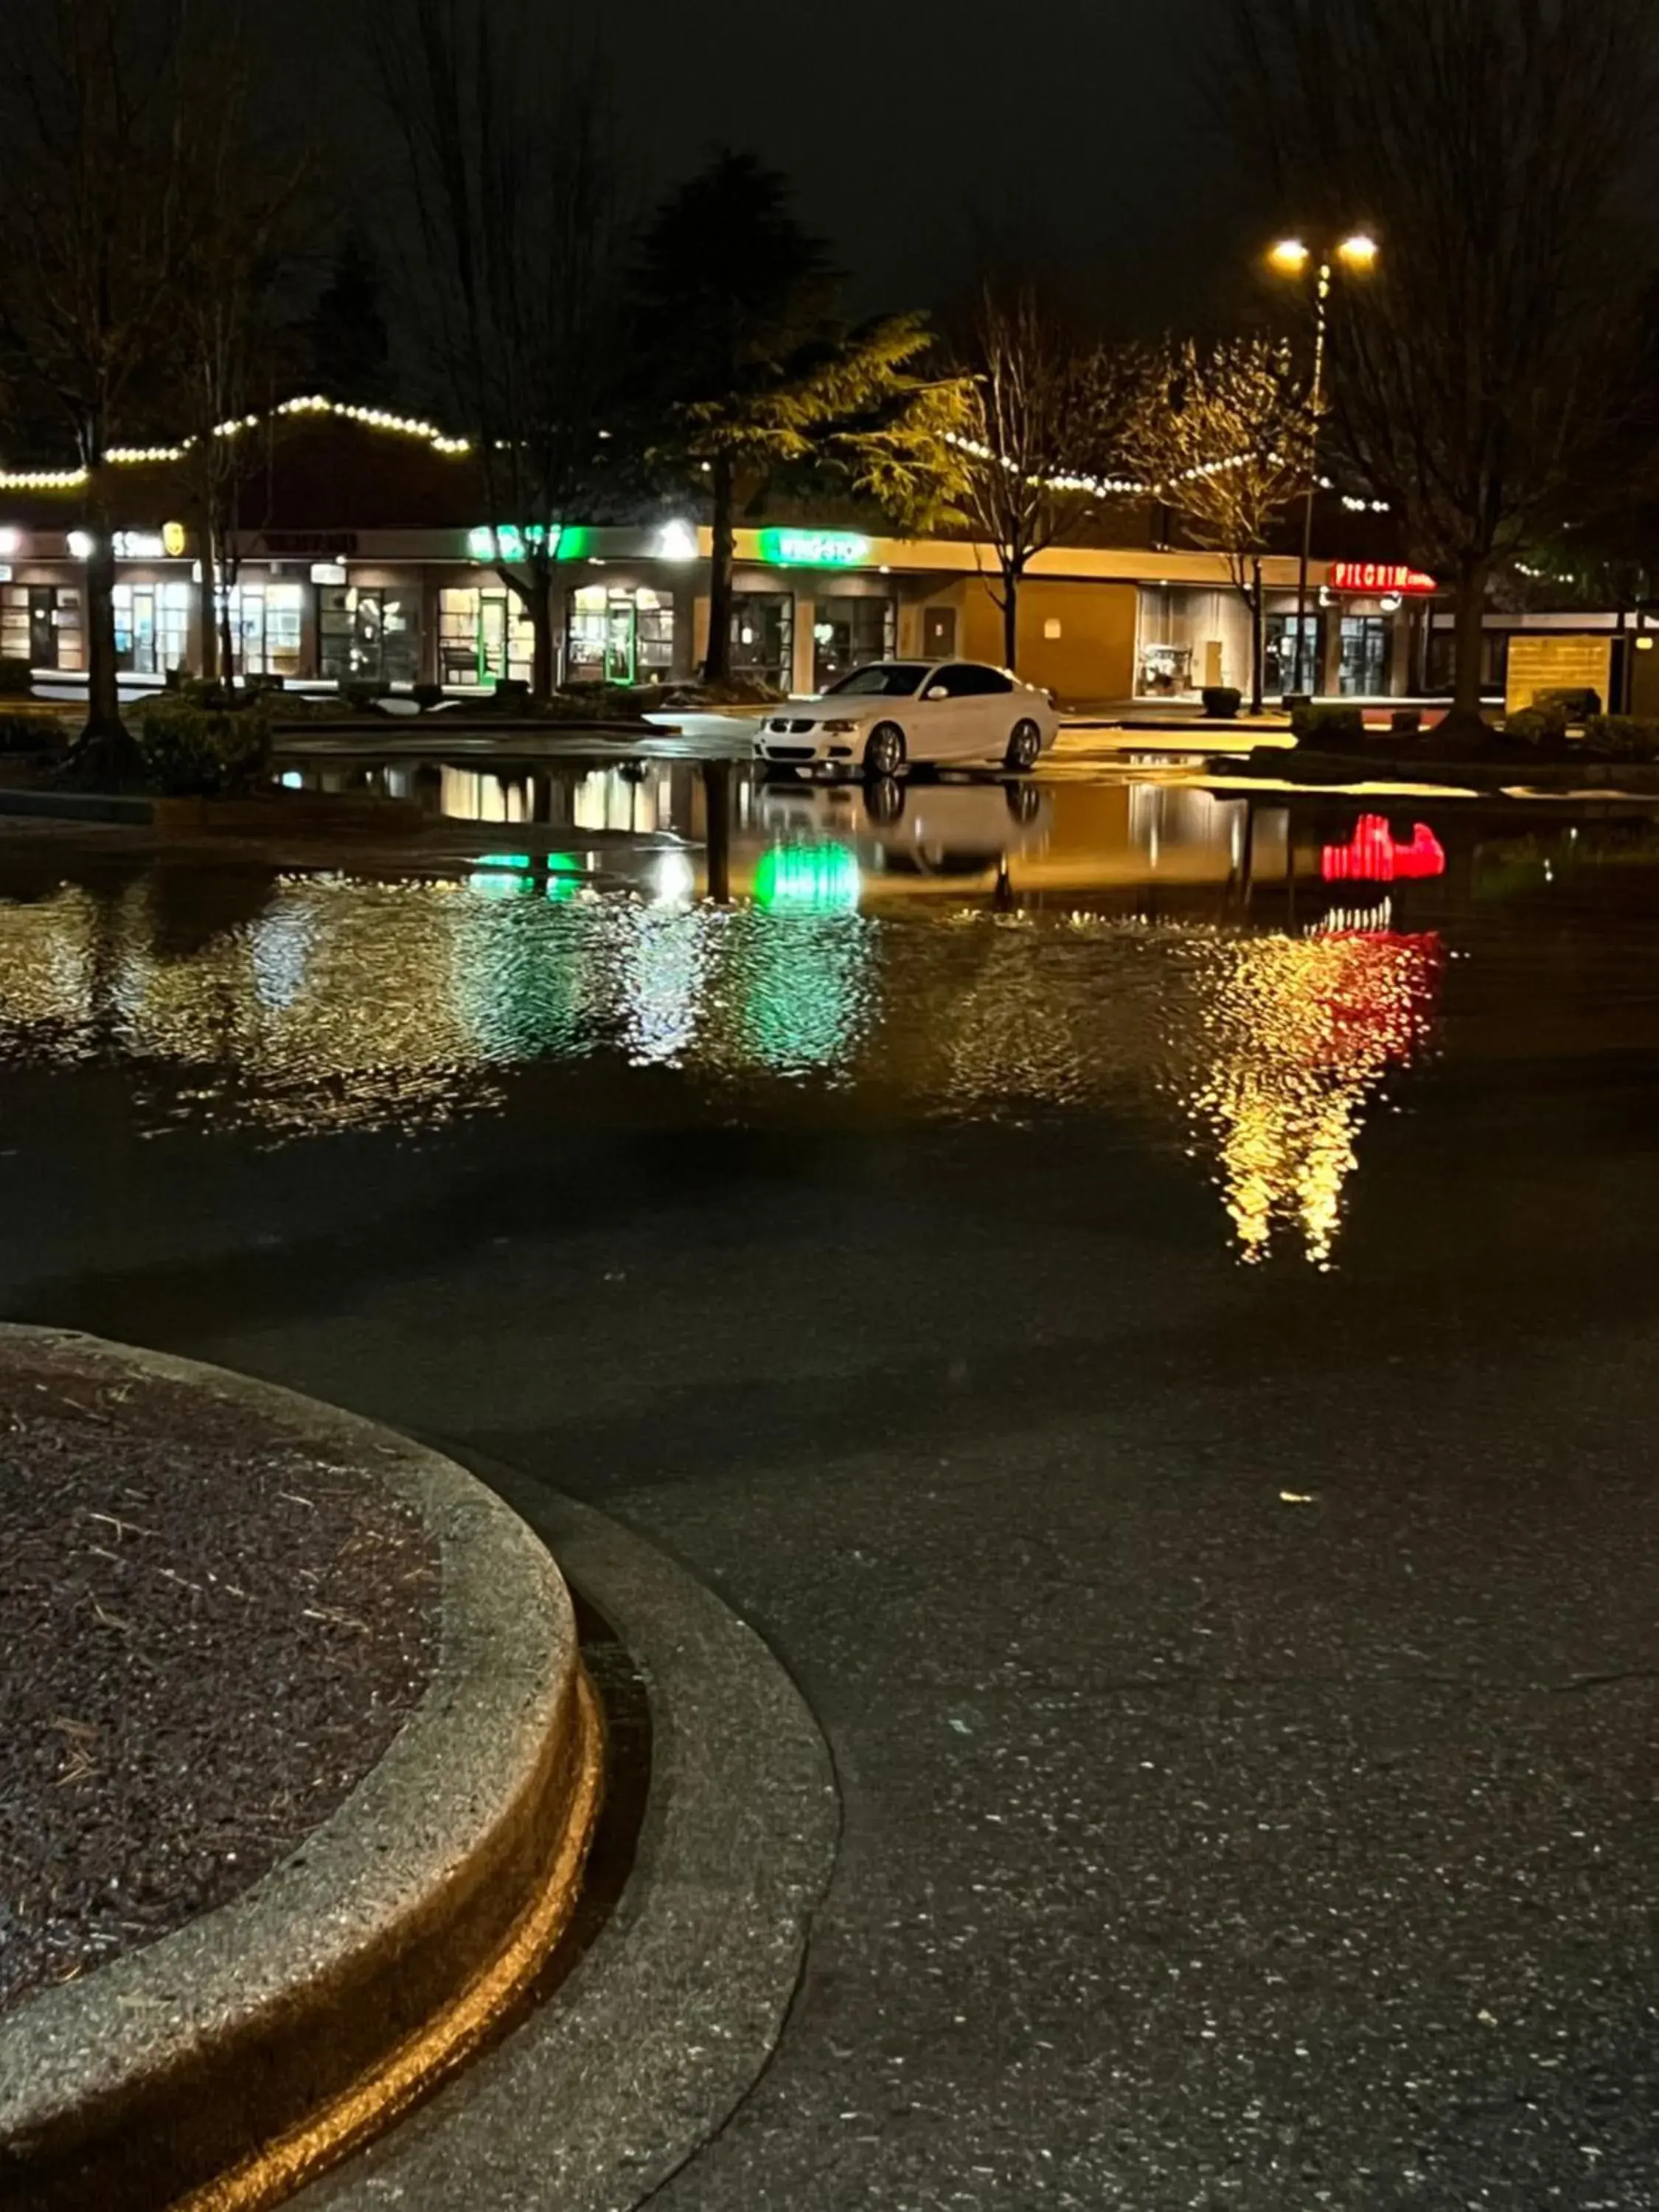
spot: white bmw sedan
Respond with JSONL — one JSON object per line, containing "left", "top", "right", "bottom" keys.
{"left": 755, "top": 660, "right": 1060, "bottom": 776}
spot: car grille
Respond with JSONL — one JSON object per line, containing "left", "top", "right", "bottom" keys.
{"left": 768, "top": 718, "right": 817, "bottom": 734}
{"left": 764, "top": 745, "right": 816, "bottom": 761}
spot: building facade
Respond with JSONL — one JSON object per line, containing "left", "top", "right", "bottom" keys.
{"left": 0, "top": 408, "right": 1430, "bottom": 703}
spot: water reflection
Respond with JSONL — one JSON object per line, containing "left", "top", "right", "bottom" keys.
{"left": 8, "top": 782, "right": 1644, "bottom": 1264}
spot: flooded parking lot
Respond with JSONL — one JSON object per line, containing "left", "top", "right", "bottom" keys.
{"left": 8, "top": 764, "right": 1659, "bottom": 2204}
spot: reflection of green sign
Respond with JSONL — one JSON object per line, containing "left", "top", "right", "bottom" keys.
{"left": 758, "top": 529, "right": 872, "bottom": 570}
{"left": 467, "top": 525, "right": 592, "bottom": 563}
{"left": 754, "top": 842, "right": 861, "bottom": 914}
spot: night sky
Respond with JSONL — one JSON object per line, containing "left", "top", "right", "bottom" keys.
{"left": 273, "top": 0, "right": 1259, "bottom": 332}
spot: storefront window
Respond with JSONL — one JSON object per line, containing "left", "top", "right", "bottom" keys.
{"left": 321, "top": 585, "right": 420, "bottom": 684}
{"left": 731, "top": 593, "right": 793, "bottom": 688}
{"left": 813, "top": 597, "right": 894, "bottom": 690}
{"left": 1339, "top": 616, "right": 1389, "bottom": 697}
{"left": 439, "top": 586, "right": 535, "bottom": 685}
{"left": 1138, "top": 641, "right": 1193, "bottom": 695}
{"left": 220, "top": 582, "right": 305, "bottom": 678}
{"left": 114, "top": 582, "right": 192, "bottom": 675}
{"left": 1, "top": 585, "right": 83, "bottom": 671}
{"left": 1265, "top": 614, "right": 1321, "bottom": 695}
{"left": 567, "top": 585, "right": 676, "bottom": 687}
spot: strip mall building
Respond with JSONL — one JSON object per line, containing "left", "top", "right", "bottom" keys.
{"left": 0, "top": 403, "right": 1434, "bottom": 703}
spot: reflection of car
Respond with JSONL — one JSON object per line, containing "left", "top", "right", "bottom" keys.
{"left": 755, "top": 661, "right": 1060, "bottom": 776}
{"left": 752, "top": 777, "right": 1053, "bottom": 891}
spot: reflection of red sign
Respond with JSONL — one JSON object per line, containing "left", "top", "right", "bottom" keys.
{"left": 1321, "top": 816, "right": 1447, "bottom": 885}
{"left": 1329, "top": 561, "right": 1437, "bottom": 595}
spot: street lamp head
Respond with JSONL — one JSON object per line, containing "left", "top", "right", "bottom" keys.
{"left": 1338, "top": 232, "right": 1380, "bottom": 271}
{"left": 1268, "top": 237, "right": 1312, "bottom": 276}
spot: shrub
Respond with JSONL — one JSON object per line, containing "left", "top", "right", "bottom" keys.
{"left": 244, "top": 672, "right": 285, "bottom": 698}
{"left": 1200, "top": 686, "right": 1242, "bottom": 720}
{"left": 1535, "top": 686, "right": 1601, "bottom": 724}
{"left": 1290, "top": 701, "right": 1366, "bottom": 747}
{"left": 135, "top": 699, "right": 272, "bottom": 796}
{"left": 342, "top": 680, "right": 390, "bottom": 710}
{"left": 0, "top": 712, "right": 61, "bottom": 752}
{"left": 495, "top": 677, "right": 532, "bottom": 708}
{"left": 1506, "top": 703, "right": 1568, "bottom": 748}
{"left": 1391, "top": 707, "right": 1423, "bottom": 737}
{"left": 1583, "top": 714, "right": 1659, "bottom": 761}
{"left": 411, "top": 681, "right": 445, "bottom": 711}
{"left": 0, "top": 657, "right": 32, "bottom": 695}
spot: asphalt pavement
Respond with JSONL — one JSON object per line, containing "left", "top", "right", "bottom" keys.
{"left": 2, "top": 792, "right": 1658, "bottom": 2208}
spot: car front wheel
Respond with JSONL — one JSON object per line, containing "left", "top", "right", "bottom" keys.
{"left": 1005, "top": 719, "right": 1043, "bottom": 771}
{"left": 863, "top": 723, "right": 906, "bottom": 779}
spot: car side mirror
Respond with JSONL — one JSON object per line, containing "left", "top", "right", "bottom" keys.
{"left": 923, "top": 684, "right": 947, "bottom": 701}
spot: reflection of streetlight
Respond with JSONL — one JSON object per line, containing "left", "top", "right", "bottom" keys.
{"left": 1267, "top": 232, "right": 1381, "bottom": 698}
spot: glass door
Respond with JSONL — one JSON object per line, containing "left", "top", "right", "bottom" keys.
{"left": 1340, "top": 616, "right": 1388, "bottom": 696}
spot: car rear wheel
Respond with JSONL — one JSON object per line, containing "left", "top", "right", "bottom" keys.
{"left": 863, "top": 723, "right": 906, "bottom": 779}
{"left": 1005, "top": 719, "right": 1043, "bottom": 771}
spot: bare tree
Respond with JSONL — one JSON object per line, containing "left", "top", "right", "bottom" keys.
{"left": 0, "top": 0, "right": 198, "bottom": 763}
{"left": 372, "top": 0, "right": 623, "bottom": 698}
{"left": 170, "top": 26, "right": 309, "bottom": 689}
{"left": 1126, "top": 336, "right": 1310, "bottom": 713}
{"left": 953, "top": 285, "right": 1134, "bottom": 670}
{"left": 1231, "top": 0, "right": 1659, "bottom": 735}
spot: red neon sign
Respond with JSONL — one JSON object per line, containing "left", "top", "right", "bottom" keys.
{"left": 1329, "top": 561, "right": 1438, "bottom": 596}
{"left": 1321, "top": 816, "right": 1447, "bottom": 885}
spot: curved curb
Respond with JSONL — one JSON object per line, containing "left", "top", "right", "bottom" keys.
{"left": 0, "top": 1332, "right": 600, "bottom": 2212}
{"left": 293, "top": 1451, "right": 841, "bottom": 2212}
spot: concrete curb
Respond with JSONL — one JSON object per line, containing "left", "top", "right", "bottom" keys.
{"left": 293, "top": 1453, "right": 841, "bottom": 2212}
{"left": 0, "top": 1331, "right": 601, "bottom": 2212}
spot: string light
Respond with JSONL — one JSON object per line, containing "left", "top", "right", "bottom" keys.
{"left": 0, "top": 394, "right": 475, "bottom": 491}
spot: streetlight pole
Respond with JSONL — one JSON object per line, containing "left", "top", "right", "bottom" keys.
{"left": 1268, "top": 234, "right": 1377, "bottom": 702}
{"left": 1293, "top": 259, "right": 1331, "bottom": 698}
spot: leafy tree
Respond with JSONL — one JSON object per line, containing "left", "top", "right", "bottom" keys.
{"left": 307, "top": 234, "right": 394, "bottom": 406}
{"left": 1231, "top": 0, "right": 1659, "bottom": 737}
{"left": 633, "top": 153, "right": 968, "bottom": 684}
{"left": 1126, "top": 335, "right": 1310, "bottom": 712}
{"left": 953, "top": 285, "right": 1136, "bottom": 671}
{"left": 373, "top": 0, "right": 627, "bottom": 697}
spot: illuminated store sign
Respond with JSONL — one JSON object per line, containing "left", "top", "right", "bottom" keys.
{"left": 1329, "top": 562, "right": 1436, "bottom": 596}
{"left": 758, "top": 529, "right": 872, "bottom": 570}
{"left": 467, "top": 524, "right": 590, "bottom": 564}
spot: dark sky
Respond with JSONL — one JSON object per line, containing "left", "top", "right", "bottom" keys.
{"left": 274, "top": 0, "right": 1261, "bottom": 333}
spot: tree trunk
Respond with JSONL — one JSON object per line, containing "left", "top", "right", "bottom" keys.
{"left": 1451, "top": 558, "right": 1490, "bottom": 720}
{"left": 1248, "top": 559, "right": 1265, "bottom": 716}
{"left": 703, "top": 455, "right": 734, "bottom": 684}
{"left": 81, "top": 467, "right": 125, "bottom": 747}
{"left": 218, "top": 529, "right": 237, "bottom": 697}
{"left": 199, "top": 518, "right": 219, "bottom": 684}
{"left": 1001, "top": 566, "right": 1020, "bottom": 671}
{"left": 531, "top": 590, "right": 555, "bottom": 699}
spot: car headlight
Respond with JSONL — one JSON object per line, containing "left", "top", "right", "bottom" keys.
{"left": 819, "top": 720, "right": 859, "bottom": 734}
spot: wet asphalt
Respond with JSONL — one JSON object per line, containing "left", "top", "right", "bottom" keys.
{"left": 3, "top": 774, "right": 1659, "bottom": 2208}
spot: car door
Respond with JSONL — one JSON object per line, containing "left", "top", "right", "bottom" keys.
{"left": 919, "top": 665, "right": 990, "bottom": 761}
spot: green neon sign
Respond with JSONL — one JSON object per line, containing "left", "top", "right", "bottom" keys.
{"left": 467, "top": 525, "right": 591, "bottom": 563}
{"left": 758, "top": 529, "right": 872, "bottom": 570}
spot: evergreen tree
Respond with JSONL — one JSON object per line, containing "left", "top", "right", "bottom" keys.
{"left": 632, "top": 152, "right": 967, "bottom": 684}
{"left": 307, "top": 234, "right": 393, "bottom": 404}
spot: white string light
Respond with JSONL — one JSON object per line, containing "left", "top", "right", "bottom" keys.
{"left": 0, "top": 394, "right": 474, "bottom": 490}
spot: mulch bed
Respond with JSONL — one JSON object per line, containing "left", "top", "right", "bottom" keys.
{"left": 0, "top": 1340, "right": 440, "bottom": 2014}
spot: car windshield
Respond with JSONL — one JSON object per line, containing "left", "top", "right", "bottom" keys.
{"left": 824, "top": 663, "right": 929, "bottom": 698}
